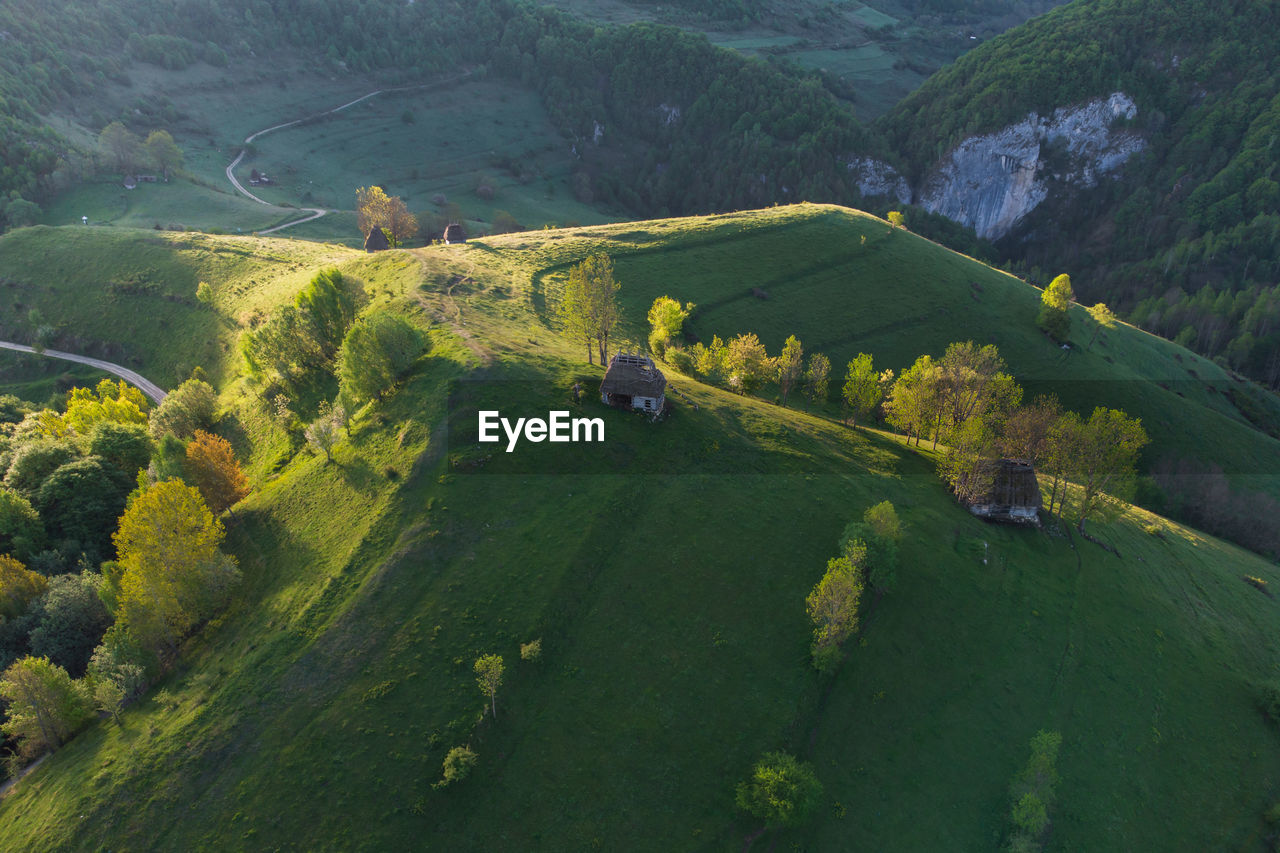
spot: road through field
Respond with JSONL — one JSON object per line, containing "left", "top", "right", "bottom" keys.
{"left": 225, "top": 72, "right": 474, "bottom": 235}
{"left": 0, "top": 341, "right": 168, "bottom": 403}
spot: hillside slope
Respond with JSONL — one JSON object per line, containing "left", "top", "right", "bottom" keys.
{"left": 0, "top": 210, "right": 1279, "bottom": 850}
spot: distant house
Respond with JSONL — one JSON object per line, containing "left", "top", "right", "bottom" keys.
{"left": 600, "top": 353, "right": 666, "bottom": 413}
{"left": 123, "top": 176, "right": 138, "bottom": 190}
{"left": 443, "top": 223, "right": 466, "bottom": 244}
{"left": 965, "top": 459, "right": 1042, "bottom": 525}
{"left": 364, "top": 226, "right": 390, "bottom": 253}
{"left": 249, "top": 169, "right": 274, "bottom": 186}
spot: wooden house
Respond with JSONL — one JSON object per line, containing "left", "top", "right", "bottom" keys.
{"left": 364, "top": 226, "right": 390, "bottom": 253}
{"left": 443, "top": 223, "right": 466, "bottom": 244}
{"left": 600, "top": 353, "right": 666, "bottom": 413}
{"left": 965, "top": 459, "right": 1042, "bottom": 525}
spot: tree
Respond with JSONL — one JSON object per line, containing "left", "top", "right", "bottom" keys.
{"left": 806, "top": 551, "right": 864, "bottom": 671}
{"left": 1037, "top": 273, "right": 1074, "bottom": 342}
{"left": 558, "top": 260, "right": 597, "bottom": 364}
{"left": 93, "top": 676, "right": 127, "bottom": 725}
{"left": 777, "top": 335, "right": 803, "bottom": 406}
{"left": 571, "top": 254, "right": 622, "bottom": 366}
{"left": 1068, "top": 407, "right": 1149, "bottom": 532}
{"left": 304, "top": 403, "right": 343, "bottom": 463}
{"left": 383, "top": 196, "right": 418, "bottom": 248}
{"left": 0, "top": 555, "right": 47, "bottom": 620}
{"left": 935, "top": 341, "right": 1021, "bottom": 441}
{"left": 143, "top": 130, "right": 183, "bottom": 179}
{"left": 1086, "top": 302, "right": 1117, "bottom": 348}
{"left": 184, "top": 430, "right": 249, "bottom": 514}
{"left": 355, "top": 186, "right": 392, "bottom": 238}
{"left": 336, "top": 312, "right": 426, "bottom": 405}
{"left": 846, "top": 501, "right": 902, "bottom": 593}
{"left": 863, "top": 500, "right": 901, "bottom": 543}
{"left": 646, "top": 295, "right": 694, "bottom": 356}
{"left": 474, "top": 654, "right": 504, "bottom": 719}
{"left": 89, "top": 422, "right": 153, "bottom": 479}
{"left": 803, "top": 353, "right": 830, "bottom": 409}
{"left": 28, "top": 572, "right": 111, "bottom": 677}
{"left": 735, "top": 752, "right": 824, "bottom": 829}
{"left": 63, "top": 379, "right": 149, "bottom": 435}
{"left": 887, "top": 210, "right": 906, "bottom": 228}
{"left": 35, "top": 456, "right": 132, "bottom": 561}
{"left": 434, "top": 745, "right": 478, "bottom": 788}
{"left": 148, "top": 379, "right": 216, "bottom": 440}
{"left": 0, "top": 656, "right": 92, "bottom": 758}
{"left": 294, "top": 269, "right": 359, "bottom": 361}
{"left": 98, "top": 122, "right": 141, "bottom": 175}
{"left": 842, "top": 352, "right": 882, "bottom": 427}
{"left": 0, "top": 488, "right": 45, "bottom": 561}
{"left": 3, "top": 439, "right": 79, "bottom": 496}
{"left": 112, "top": 481, "right": 240, "bottom": 656}
{"left": 725, "top": 333, "right": 771, "bottom": 394}
{"left": 884, "top": 355, "right": 940, "bottom": 444}
{"left": 1000, "top": 395, "right": 1062, "bottom": 467}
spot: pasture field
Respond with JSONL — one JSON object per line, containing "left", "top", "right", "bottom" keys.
{"left": 0, "top": 206, "right": 1278, "bottom": 850}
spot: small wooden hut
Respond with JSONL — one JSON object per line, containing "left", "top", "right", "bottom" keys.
{"left": 600, "top": 353, "right": 666, "bottom": 413}
{"left": 443, "top": 223, "right": 466, "bottom": 244}
{"left": 364, "top": 226, "right": 390, "bottom": 253}
{"left": 965, "top": 459, "right": 1042, "bottom": 525}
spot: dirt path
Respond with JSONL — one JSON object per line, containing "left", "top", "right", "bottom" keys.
{"left": 0, "top": 341, "right": 167, "bottom": 403}
{"left": 225, "top": 72, "right": 474, "bottom": 236}
{"left": 0, "top": 754, "right": 46, "bottom": 800}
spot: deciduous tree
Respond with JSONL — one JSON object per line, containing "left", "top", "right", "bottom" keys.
{"left": 143, "top": 130, "right": 183, "bottom": 179}
{"left": 336, "top": 312, "right": 426, "bottom": 405}
{"left": 1086, "top": 302, "right": 1117, "bottom": 348}
{"left": 148, "top": 379, "right": 216, "bottom": 440}
{"left": 803, "top": 353, "right": 830, "bottom": 409}
{"left": 806, "top": 550, "right": 864, "bottom": 672}
{"left": 0, "top": 489, "right": 44, "bottom": 561}
{"left": 842, "top": 352, "right": 882, "bottom": 427}
{"left": 726, "top": 332, "right": 771, "bottom": 394}
{"left": 1037, "top": 273, "right": 1074, "bottom": 342}
{"left": 113, "top": 481, "right": 240, "bottom": 656}
{"left": 0, "top": 555, "right": 47, "bottom": 620}
{"left": 777, "top": 335, "right": 803, "bottom": 406}
{"left": 646, "top": 295, "right": 694, "bottom": 356}
{"left": 0, "top": 656, "right": 92, "bottom": 758}
{"left": 98, "top": 122, "right": 141, "bottom": 175}
{"left": 184, "top": 430, "right": 249, "bottom": 514}
{"left": 475, "top": 654, "right": 504, "bottom": 719}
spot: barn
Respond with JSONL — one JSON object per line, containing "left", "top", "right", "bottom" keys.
{"left": 600, "top": 353, "right": 666, "bottom": 413}
{"left": 443, "top": 223, "right": 467, "bottom": 244}
{"left": 364, "top": 226, "right": 390, "bottom": 253}
{"left": 965, "top": 459, "right": 1042, "bottom": 525}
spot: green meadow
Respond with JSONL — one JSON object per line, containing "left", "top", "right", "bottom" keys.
{"left": 0, "top": 206, "right": 1278, "bottom": 849}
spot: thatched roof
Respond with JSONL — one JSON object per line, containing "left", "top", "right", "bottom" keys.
{"left": 443, "top": 223, "right": 466, "bottom": 244}
{"left": 364, "top": 227, "right": 389, "bottom": 252}
{"left": 601, "top": 354, "right": 666, "bottom": 399}
{"left": 967, "top": 459, "right": 1042, "bottom": 524}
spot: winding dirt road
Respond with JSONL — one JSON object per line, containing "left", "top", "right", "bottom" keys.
{"left": 0, "top": 341, "right": 167, "bottom": 404}
{"left": 225, "top": 74, "right": 473, "bottom": 235}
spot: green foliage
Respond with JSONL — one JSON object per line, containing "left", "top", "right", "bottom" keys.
{"left": 34, "top": 456, "right": 132, "bottom": 562}
{"left": 806, "top": 553, "right": 864, "bottom": 670}
{"left": 27, "top": 572, "right": 111, "bottom": 677}
{"left": 520, "top": 638, "right": 542, "bottom": 662}
{"left": 434, "top": 746, "right": 479, "bottom": 789}
{"left": 1007, "top": 729, "right": 1062, "bottom": 850}
{"left": 735, "top": 751, "right": 824, "bottom": 828}
{"left": 647, "top": 295, "right": 694, "bottom": 357}
{"left": 474, "top": 654, "right": 505, "bottom": 719}
{"left": 0, "top": 556, "right": 47, "bottom": 621}
{"left": 89, "top": 422, "right": 153, "bottom": 480}
{"left": 3, "top": 440, "right": 79, "bottom": 496}
{"left": 777, "top": 335, "right": 804, "bottom": 406}
{"left": 725, "top": 332, "right": 771, "bottom": 394}
{"left": 0, "top": 488, "right": 44, "bottom": 562}
{"left": 842, "top": 352, "right": 882, "bottom": 426}
{"left": 804, "top": 352, "right": 830, "bottom": 408}
{"left": 148, "top": 379, "right": 216, "bottom": 440}
{"left": 337, "top": 312, "right": 427, "bottom": 406}
{"left": 0, "top": 655, "right": 92, "bottom": 759}
{"left": 559, "top": 254, "right": 622, "bottom": 365}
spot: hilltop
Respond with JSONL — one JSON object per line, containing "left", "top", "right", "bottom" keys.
{"left": 1, "top": 205, "right": 1279, "bottom": 849}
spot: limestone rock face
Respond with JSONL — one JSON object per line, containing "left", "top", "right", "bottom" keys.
{"left": 846, "top": 156, "right": 912, "bottom": 206}
{"left": 918, "top": 92, "right": 1144, "bottom": 240}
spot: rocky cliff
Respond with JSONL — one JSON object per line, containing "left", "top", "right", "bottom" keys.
{"left": 917, "top": 92, "right": 1145, "bottom": 240}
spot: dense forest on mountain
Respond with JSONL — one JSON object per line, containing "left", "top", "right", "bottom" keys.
{"left": 882, "top": 0, "right": 1280, "bottom": 388}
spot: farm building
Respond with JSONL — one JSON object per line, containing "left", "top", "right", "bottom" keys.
{"left": 364, "top": 226, "right": 390, "bottom": 253}
{"left": 964, "top": 459, "right": 1042, "bottom": 525}
{"left": 600, "top": 353, "right": 666, "bottom": 413}
{"left": 443, "top": 223, "right": 466, "bottom": 244}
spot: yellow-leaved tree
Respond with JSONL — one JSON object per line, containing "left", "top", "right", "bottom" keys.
{"left": 112, "top": 481, "right": 239, "bottom": 656}
{"left": 63, "top": 379, "right": 149, "bottom": 435}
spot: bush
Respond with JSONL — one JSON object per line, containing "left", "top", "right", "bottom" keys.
{"left": 520, "top": 638, "right": 542, "bottom": 661}
{"left": 665, "top": 347, "right": 694, "bottom": 375}
{"left": 434, "top": 745, "right": 478, "bottom": 788}
{"left": 735, "top": 751, "right": 823, "bottom": 828}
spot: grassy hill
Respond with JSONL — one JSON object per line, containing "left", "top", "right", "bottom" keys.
{"left": 1, "top": 206, "right": 1280, "bottom": 850}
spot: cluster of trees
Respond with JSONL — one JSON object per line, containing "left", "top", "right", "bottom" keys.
{"left": 806, "top": 501, "right": 901, "bottom": 672}
{"left": 355, "top": 186, "right": 417, "bottom": 248}
{"left": 735, "top": 751, "right": 824, "bottom": 831}
{"left": 557, "top": 254, "right": 622, "bottom": 366}
{"left": 97, "top": 124, "right": 183, "bottom": 179}
{"left": 880, "top": 342, "right": 1148, "bottom": 531}
{"left": 0, "top": 375, "right": 247, "bottom": 772}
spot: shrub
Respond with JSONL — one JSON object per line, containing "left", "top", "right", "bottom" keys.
{"left": 434, "top": 746, "right": 478, "bottom": 788}
{"left": 520, "top": 638, "right": 542, "bottom": 661}
{"left": 735, "top": 751, "right": 823, "bottom": 828}
{"left": 665, "top": 347, "right": 694, "bottom": 375}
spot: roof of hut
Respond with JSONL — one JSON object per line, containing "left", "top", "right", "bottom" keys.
{"left": 600, "top": 354, "right": 667, "bottom": 399}
{"left": 443, "top": 223, "right": 466, "bottom": 243}
{"left": 364, "top": 226, "right": 390, "bottom": 252}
